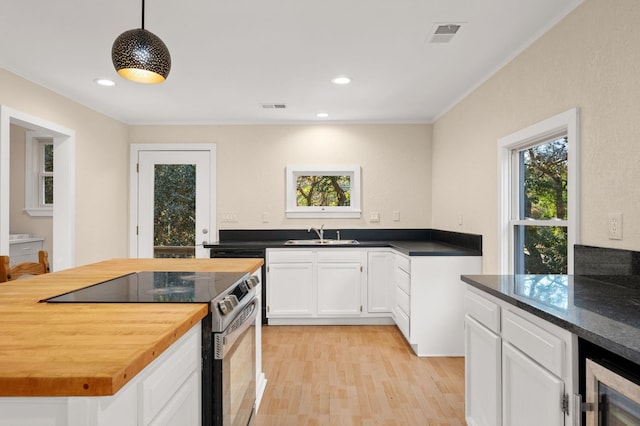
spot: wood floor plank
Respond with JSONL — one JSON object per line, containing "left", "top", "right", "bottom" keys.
{"left": 255, "top": 325, "right": 465, "bottom": 426}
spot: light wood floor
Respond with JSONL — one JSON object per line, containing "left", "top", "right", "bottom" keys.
{"left": 255, "top": 325, "right": 465, "bottom": 426}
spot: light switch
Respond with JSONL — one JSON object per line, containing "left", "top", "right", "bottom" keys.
{"left": 392, "top": 211, "right": 400, "bottom": 222}
{"left": 370, "top": 212, "right": 380, "bottom": 223}
{"left": 262, "top": 212, "right": 269, "bottom": 223}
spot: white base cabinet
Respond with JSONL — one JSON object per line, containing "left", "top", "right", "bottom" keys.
{"left": 266, "top": 247, "right": 483, "bottom": 356}
{"left": 266, "top": 248, "right": 393, "bottom": 325}
{"left": 0, "top": 323, "right": 202, "bottom": 426}
{"left": 367, "top": 250, "right": 394, "bottom": 313}
{"left": 502, "top": 342, "right": 565, "bottom": 426}
{"left": 266, "top": 250, "right": 314, "bottom": 317}
{"left": 317, "top": 250, "right": 362, "bottom": 316}
{"left": 464, "top": 315, "right": 501, "bottom": 426}
{"left": 8, "top": 237, "right": 44, "bottom": 265}
{"left": 394, "top": 255, "right": 482, "bottom": 356}
{"left": 464, "top": 285, "right": 578, "bottom": 426}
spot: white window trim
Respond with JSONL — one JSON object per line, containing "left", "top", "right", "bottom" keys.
{"left": 498, "top": 108, "right": 579, "bottom": 274}
{"left": 24, "top": 131, "right": 53, "bottom": 217}
{"left": 285, "top": 165, "right": 361, "bottom": 219}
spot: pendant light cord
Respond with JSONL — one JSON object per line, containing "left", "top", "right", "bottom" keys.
{"left": 141, "top": 0, "right": 145, "bottom": 29}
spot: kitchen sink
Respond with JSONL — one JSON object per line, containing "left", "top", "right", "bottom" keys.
{"left": 285, "top": 239, "right": 359, "bottom": 245}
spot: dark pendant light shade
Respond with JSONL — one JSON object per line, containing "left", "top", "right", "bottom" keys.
{"left": 111, "top": 0, "right": 171, "bottom": 84}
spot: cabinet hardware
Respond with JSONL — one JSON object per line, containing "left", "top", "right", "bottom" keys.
{"left": 561, "top": 393, "right": 569, "bottom": 415}
{"left": 581, "top": 402, "right": 594, "bottom": 412}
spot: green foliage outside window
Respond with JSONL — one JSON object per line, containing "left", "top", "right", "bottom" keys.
{"left": 296, "top": 175, "right": 351, "bottom": 207}
{"left": 520, "top": 137, "right": 568, "bottom": 274}
{"left": 153, "top": 164, "right": 196, "bottom": 258}
{"left": 43, "top": 143, "right": 54, "bottom": 205}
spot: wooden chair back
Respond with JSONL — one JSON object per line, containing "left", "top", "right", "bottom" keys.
{"left": 0, "top": 251, "right": 50, "bottom": 283}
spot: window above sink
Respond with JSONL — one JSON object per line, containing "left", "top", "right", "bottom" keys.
{"left": 285, "top": 165, "right": 361, "bottom": 219}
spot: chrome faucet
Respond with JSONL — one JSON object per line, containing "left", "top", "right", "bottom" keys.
{"left": 308, "top": 224, "right": 325, "bottom": 241}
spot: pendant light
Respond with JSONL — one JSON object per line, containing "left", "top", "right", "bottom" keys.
{"left": 111, "top": 0, "right": 171, "bottom": 84}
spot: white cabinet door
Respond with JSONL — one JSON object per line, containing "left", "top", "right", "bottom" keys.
{"left": 465, "top": 315, "right": 501, "bottom": 426}
{"left": 148, "top": 371, "right": 200, "bottom": 426}
{"left": 267, "top": 262, "right": 313, "bottom": 316}
{"left": 317, "top": 262, "right": 361, "bottom": 316}
{"left": 367, "top": 251, "right": 394, "bottom": 313}
{"left": 502, "top": 342, "right": 564, "bottom": 426}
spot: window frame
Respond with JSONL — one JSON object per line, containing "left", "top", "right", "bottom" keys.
{"left": 498, "top": 108, "right": 578, "bottom": 274}
{"left": 24, "top": 131, "right": 54, "bottom": 216}
{"left": 285, "top": 165, "right": 361, "bottom": 219}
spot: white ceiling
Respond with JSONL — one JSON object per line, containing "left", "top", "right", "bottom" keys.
{"left": 0, "top": 0, "right": 582, "bottom": 125}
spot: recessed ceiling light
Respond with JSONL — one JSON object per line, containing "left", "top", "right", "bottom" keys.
{"left": 331, "top": 76, "right": 351, "bottom": 85}
{"left": 316, "top": 112, "right": 329, "bottom": 118}
{"left": 94, "top": 78, "right": 115, "bottom": 87}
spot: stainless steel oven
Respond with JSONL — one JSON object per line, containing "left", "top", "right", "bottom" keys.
{"left": 212, "top": 296, "right": 258, "bottom": 426}
{"left": 585, "top": 358, "right": 640, "bottom": 425}
{"left": 210, "top": 276, "right": 259, "bottom": 426}
{"left": 210, "top": 247, "right": 267, "bottom": 325}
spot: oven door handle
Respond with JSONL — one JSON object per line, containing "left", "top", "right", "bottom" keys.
{"left": 215, "top": 298, "right": 258, "bottom": 359}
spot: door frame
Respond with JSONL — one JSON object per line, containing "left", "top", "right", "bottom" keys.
{"left": 0, "top": 105, "right": 76, "bottom": 271}
{"left": 129, "top": 143, "right": 217, "bottom": 258}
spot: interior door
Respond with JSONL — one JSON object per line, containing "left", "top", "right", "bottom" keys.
{"left": 136, "top": 149, "right": 212, "bottom": 258}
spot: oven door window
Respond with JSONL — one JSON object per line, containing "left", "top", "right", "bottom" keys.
{"left": 222, "top": 324, "right": 256, "bottom": 426}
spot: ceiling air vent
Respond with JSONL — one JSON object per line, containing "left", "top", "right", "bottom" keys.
{"left": 261, "top": 103, "right": 287, "bottom": 109}
{"left": 429, "top": 24, "right": 462, "bottom": 43}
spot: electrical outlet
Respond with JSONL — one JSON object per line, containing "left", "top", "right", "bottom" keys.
{"left": 392, "top": 211, "right": 400, "bottom": 222}
{"left": 608, "top": 212, "right": 623, "bottom": 240}
{"left": 221, "top": 212, "right": 238, "bottom": 223}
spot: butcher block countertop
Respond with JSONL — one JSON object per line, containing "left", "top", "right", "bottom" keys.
{"left": 0, "top": 258, "right": 263, "bottom": 397}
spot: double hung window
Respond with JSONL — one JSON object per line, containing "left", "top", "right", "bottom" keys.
{"left": 499, "top": 109, "right": 578, "bottom": 274}
{"left": 25, "top": 132, "right": 54, "bottom": 216}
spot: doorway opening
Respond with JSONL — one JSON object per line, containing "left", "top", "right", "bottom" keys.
{"left": 0, "top": 106, "right": 75, "bottom": 271}
{"left": 129, "top": 144, "right": 216, "bottom": 259}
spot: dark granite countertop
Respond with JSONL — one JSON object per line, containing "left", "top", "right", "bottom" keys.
{"left": 461, "top": 274, "right": 640, "bottom": 365}
{"left": 205, "top": 239, "right": 480, "bottom": 256}
{"left": 205, "top": 229, "right": 482, "bottom": 257}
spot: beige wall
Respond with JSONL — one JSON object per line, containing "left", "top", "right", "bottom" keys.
{"left": 1, "top": 69, "right": 129, "bottom": 266}
{"left": 431, "top": 0, "right": 640, "bottom": 272}
{"left": 129, "top": 124, "right": 432, "bottom": 238}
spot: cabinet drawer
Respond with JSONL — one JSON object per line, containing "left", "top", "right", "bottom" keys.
{"left": 267, "top": 250, "right": 313, "bottom": 263}
{"left": 395, "top": 268, "right": 410, "bottom": 295}
{"left": 502, "top": 309, "right": 564, "bottom": 377}
{"left": 317, "top": 250, "right": 361, "bottom": 263}
{"left": 395, "top": 287, "right": 410, "bottom": 316}
{"left": 465, "top": 289, "right": 500, "bottom": 333}
{"left": 395, "top": 254, "right": 410, "bottom": 273}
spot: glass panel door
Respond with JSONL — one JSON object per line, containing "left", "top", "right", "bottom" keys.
{"left": 137, "top": 150, "right": 211, "bottom": 258}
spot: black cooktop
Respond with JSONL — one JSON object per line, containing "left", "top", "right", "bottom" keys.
{"left": 43, "top": 271, "right": 249, "bottom": 303}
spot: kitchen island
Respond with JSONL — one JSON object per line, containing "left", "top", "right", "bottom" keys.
{"left": 0, "top": 258, "right": 263, "bottom": 398}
